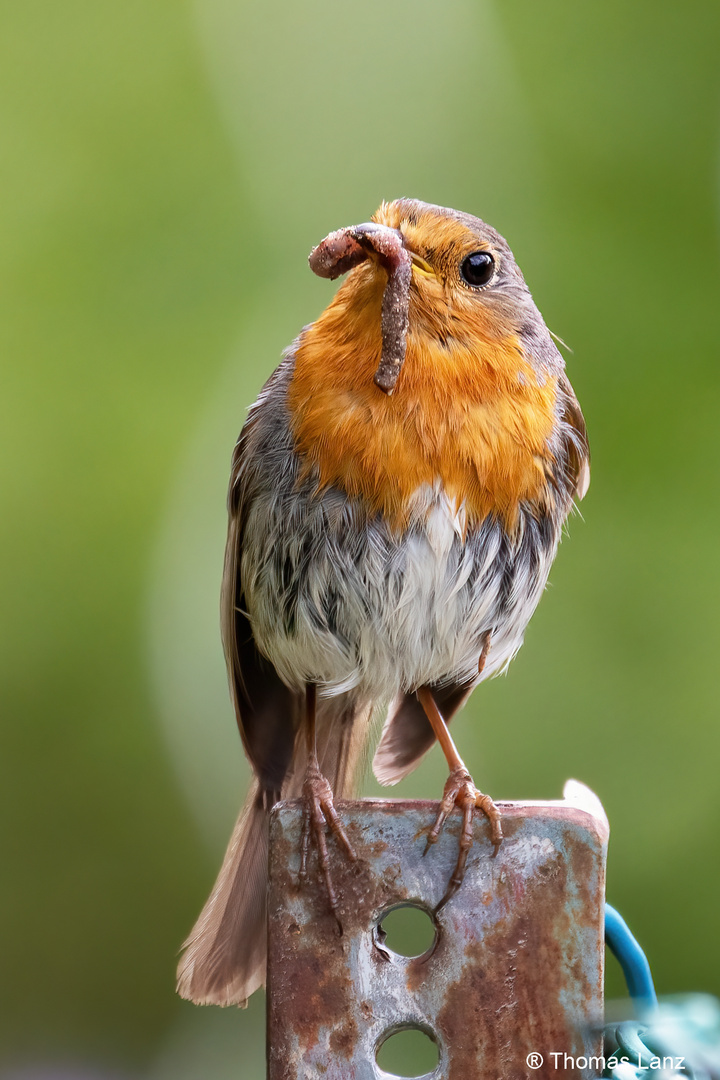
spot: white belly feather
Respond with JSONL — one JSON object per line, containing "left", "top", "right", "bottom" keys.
{"left": 242, "top": 482, "right": 559, "bottom": 702}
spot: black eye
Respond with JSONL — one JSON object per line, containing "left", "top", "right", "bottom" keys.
{"left": 460, "top": 250, "right": 495, "bottom": 288}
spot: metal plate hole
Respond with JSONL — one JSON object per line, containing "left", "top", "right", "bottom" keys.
{"left": 374, "top": 903, "right": 437, "bottom": 959}
{"left": 375, "top": 1024, "right": 440, "bottom": 1077}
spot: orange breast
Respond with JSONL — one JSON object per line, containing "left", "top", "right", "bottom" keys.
{"left": 287, "top": 268, "right": 559, "bottom": 531}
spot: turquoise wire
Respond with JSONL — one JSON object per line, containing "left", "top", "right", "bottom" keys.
{"left": 605, "top": 902, "right": 658, "bottom": 1010}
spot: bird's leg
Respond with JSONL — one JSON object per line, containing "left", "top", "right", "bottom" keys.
{"left": 299, "top": 684, "right": 356, "bottom": 922}
{"left": 417, "top": 676, "right": 502, "bottom": 909}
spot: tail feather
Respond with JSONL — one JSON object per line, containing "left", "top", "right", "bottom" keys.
{"left": 177, "top": 780, "right": 268, "bottom": 1006}
{"left": 177, "top": 697, "right": 372, "bottom": 1006}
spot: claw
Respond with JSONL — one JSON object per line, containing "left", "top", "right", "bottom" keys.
{"left": 428, "top": 766, "right": 502, "bottom": 909}
{"left": 299, "top": 761, "right": 356, "bottom": 924}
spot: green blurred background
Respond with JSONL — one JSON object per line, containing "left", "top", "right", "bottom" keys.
{"left": 2, "top": 0, "right": 719, "bottom": 1076}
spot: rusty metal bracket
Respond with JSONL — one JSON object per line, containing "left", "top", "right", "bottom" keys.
{"left": 267, "top": 782, "right": 608, "bottom": 1079}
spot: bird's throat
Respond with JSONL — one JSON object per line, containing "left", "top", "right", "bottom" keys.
{"left": 287, "top": 285, "right": 559, "bottom": 532}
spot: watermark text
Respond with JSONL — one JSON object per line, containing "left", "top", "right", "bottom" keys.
{"left": 526, "top": 1050, "right": 686, "bottom": 1071}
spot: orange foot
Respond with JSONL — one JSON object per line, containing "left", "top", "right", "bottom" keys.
{"left": 425, "top": 765, "right": 503, "bottom": 908}
{"left": 299, "top": 760, "right": 356, "bottom": 924}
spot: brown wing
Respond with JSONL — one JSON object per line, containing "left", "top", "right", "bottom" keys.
{"left": 559, "top": 371, "right": 590, "bottom": 501}
{"left": 220, "top": 394, "right": 302, "bottom": 801}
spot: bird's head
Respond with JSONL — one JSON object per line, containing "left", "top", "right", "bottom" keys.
{"left": 307, "top": 197, "right": 561, "bottom": 395}
{"left": 290, "top": 198, "right": 587, "bottom": 529}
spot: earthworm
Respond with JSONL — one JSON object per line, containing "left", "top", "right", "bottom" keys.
{"left": 309, "top": 223, "right": 412, "bottom": 394}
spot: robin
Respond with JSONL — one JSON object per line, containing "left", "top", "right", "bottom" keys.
{"left": 177, "top": 198, "right": 590, "bottom": 1006}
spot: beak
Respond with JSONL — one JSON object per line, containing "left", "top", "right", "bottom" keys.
{"left": 309, "top": 222, "right": 413, "bottom": 394}
{"left": 408, "top": 251, "right": 434, "bottom": 279}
